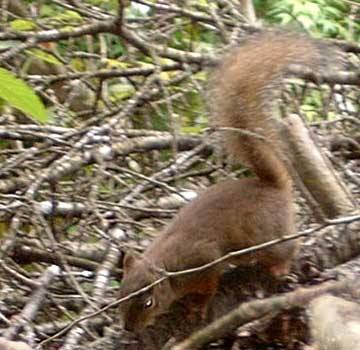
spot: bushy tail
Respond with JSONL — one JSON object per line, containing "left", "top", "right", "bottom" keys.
{"left": 210, "top": 32, "right": 339, "bottom": 189}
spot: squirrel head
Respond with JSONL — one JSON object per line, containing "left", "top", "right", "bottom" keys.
{"left": 118, "top": 252, "right": 174, "bottom": 332}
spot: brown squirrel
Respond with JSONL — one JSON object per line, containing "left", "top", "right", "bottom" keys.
{"left": 118, "top": 32, "right": 336, "bottom": 332}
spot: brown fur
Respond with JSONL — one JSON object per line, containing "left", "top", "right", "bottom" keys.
{"left": 118, "top": 32, "right": 337, "bottom": 332}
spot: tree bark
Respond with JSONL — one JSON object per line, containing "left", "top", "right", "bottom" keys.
{"left": 310, "top": 295, "right": 360, "bottom": 350}
{"left": 281, "top": 114, "right": 357, "bottom": 219}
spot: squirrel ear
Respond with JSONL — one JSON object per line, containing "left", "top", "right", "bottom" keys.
{"left": 123, "top": 251, "right": 136, "bottom": 274}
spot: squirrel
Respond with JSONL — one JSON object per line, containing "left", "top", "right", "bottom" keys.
{"left": 117, "top": 32, "right": 338, "bottom": 332}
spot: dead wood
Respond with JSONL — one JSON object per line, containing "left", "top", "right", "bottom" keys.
{"left": 0, "top": 338, "right": 33, "bottom": 350}
{"left": 310, "top": 295, "right": 360, "bottom": 350}
{"left": 281, "top": 114, "right": 357, "bottom": 219}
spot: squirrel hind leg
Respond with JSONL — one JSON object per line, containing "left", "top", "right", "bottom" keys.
{"left": 269, "top": 259, "right": 293, "bottom": 279}
{"left": 180, "top": 273, "right": 220, "bottom": 322}
{"left": 268, "top": 243, "right": 300, "bottom": 279}
{"left": 264, "top": 238, "right": 300, "bottom": 279}
{"left": 181, "top": 292, "right": 215, "bottom": 323}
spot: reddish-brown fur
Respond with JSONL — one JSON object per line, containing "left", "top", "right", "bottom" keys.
{"left": 118, "top": 32, "right": 337, "bottom": 332}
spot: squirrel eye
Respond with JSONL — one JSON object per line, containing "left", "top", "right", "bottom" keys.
{"left": 144, "top": 297, "right": 154, "bottom": 308}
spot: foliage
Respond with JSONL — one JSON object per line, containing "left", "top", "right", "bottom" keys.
{"left": 3, "top": 0, "right": 357, "bottom": 127}
{"left": 0, "top": 68, "right": 48, "bottom": 123}
{"left": 0, "top": 1, "right": 358, "bottom": 349}
{"left": 256, "top": 0, "right": 360, "bottom": 40}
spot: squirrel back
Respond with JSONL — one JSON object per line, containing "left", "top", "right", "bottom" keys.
{"left": 209, "top": 31, "right": 336, "bottom": 188}
{"left": 118, "top": 32, "right": 339, "bottom": 332}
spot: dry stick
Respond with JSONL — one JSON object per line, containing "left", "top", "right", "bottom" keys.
{"left": 0, "top": 127, "right": 177, "bottom": 180}
{"left": 288, "top": 65, "right": 360, "bottom": 86}
{"left": 37, "top": 213, "right": 360, "bottom": 347}
{"left": 60, "top": 158, "right": 123, "bottom": 349}
{"left": 1, "top": 71, "right": 200, "bottom": 194}
{"left": 46, "top": 135, "right": 199, "bottom": 186}
{"left": 3, "top": 265, "right": 60, "bottom": 340}
{"left": 0, "top": 21, "right": 116, "bottom": 60}
{"left": 10, "top": 244, "right": 102, "bottom": 271}
{"left": 38, "top": 274, "right": 167, "bottom": 348}
{"left": 0, "top": 129, "right": 69, "bottom": 145}
{"left": 1, "top": 15, "right": 358, "bottom": 85}
{"left": 281, "top": 114, "right": 357, "bottom": 218}
{"left": 239, "top": 0, "right": 258, "bottom": 24}
{"left": 61, "top": 227, "right": 123, "bottom": 350}
{"left": 33, "top": 198, "right": 177, "bottom": 217}
{"left": 51, "top": 0, "right": 111, "bottom": 20}
{"left": 119, "top": 23, "right": 360, "bottom": 85}
{"left": 25, "top": 204, "right": 101, "bottom": 343}
{"left": 208, "top": 5, "right": 230, "bottom": 44}
{"left": 167, "top": 278, "right": 358, "bottom": 350}
{"left": 40, "top": 63, "right": 182, "bottom": 84}
{"left": 0, "top": 338, "right": 33, "bottom": 350}
{"left": 0, "top": 208, "right": 24, "bottom": 260}
{"left": 121, "top": 143, "right": 208, "bottom": 203}
{"left": 134, "top": 0, "right": 235, "bottom": 27}
{"left": 0, "top": 260, "right": 40, "bottom": 288}
{"left": 310, "top": 295, "right": 360, "bottom": 350}
{"left": 34, "top": 318, "right": 105, "bottom": 340}
{"left": 24, "top": 73, "right": 159, "bottom": 199}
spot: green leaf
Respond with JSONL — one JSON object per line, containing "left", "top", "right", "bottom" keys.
{"left": 10, "top": 19, "right": 37, "bottom": 31}
{"left": 0, "top": 41, "right": 17, "bottom": 50}
{"left": 71, "top": 57, "right": 87, "bottom": 71}
{"left": 109, "top": 83, "right": 135, "bottom": 102}
{"left": 193, "top": 71, "right": 208, "bottom": 81}
{"left": 40, "top": 4, "right": 57, "bottom": 17}
{"left": 26, "top": 48, "right": 62, "bottom": 65}
{"left": 104, "top": 59, "right": 130, "bottom": 69}
{"left": 0, "top": 68, "right": 48, "bottom": 123}
{"left": 181, "top": 126, "right": 203, "bottom": 134}
{"left": 53, "top": 10, "right": 83, "bottom": 23}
